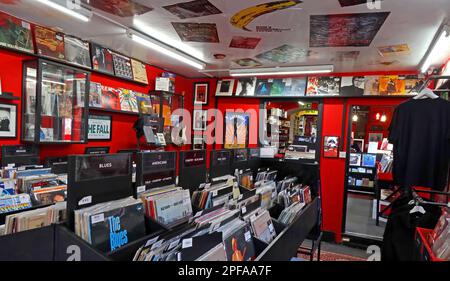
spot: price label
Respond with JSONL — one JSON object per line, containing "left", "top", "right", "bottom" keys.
{"left": 91, "top": 213, "right": 104, "bottom": 224}
{"left": 78, "top": 196, "right": 92, "bottom": 206}
{"left": 168, "top": 239, "right": 180, "bottom": 250}
{"left": 136, "top": 185, "right": 146, "bottom": 194}
{"left": 244, "top": 231, "right": 252, "bottom": 242}
{"left": 182, "top": 238, "right": 193, "bottom": 249}
{"left": 145, "top": 236, "right": 159, "bottom": 248}
{"left": 241, "top": 206, "right": 247, "bottom": 214}
{"left": 212, "top": 190, "right": 218, "bottom": 197}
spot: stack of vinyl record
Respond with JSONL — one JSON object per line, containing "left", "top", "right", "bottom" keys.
{"left": 249, "top": 209, "right": 277, "bottom": 244}
{"left": 255, "top": 180, "right": 277, "bottom": 209}
{"left": 192, "top": 177, "right": 235, "bottom": 210}
{"left": 429, "top": 208, "right": 450, "bottom": 260}
{"left": 3, "top": 202, "right": 66, "bottom": 235}
{"left": 74, "top": 196, "right": 145, "bottom": 252}
{"left": 140, "top": 186, "right": 193, "bottom": 228}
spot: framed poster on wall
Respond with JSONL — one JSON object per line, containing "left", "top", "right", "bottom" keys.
{"left": 88, "top": 115, "right": 112, "bottom": 140}
{"left": 194, "top": 82, "right": 209, "bottom": 105}
{"left": 0, "top": 103, "right": 17, "bottom": 138}
{"left": 224, "top": 112, "right": 249, "bottom": 149}
{"left": 323, "top": 136, "right": 339, "bottom": 158}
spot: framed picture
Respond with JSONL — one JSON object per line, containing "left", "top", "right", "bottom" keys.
{"left": 88, "top": 115, "right": 112, "bottom": 140}
{"left": 193, "top": 109, "right": 207, "bottom": 131}
{"left": 323, "top": 136, "right": 339, "bottom": 158}
{"left": 0, "top": 103, "right": 17, "bottom": 138}
{"left": 215, "top": 79, "right": 235, "bottom": 96}
{"left": 362, "top": 154, "right": 377, "bottom": 168}
{"left": 349, "top": 153, "right": 362, "bottom": 166}
{"left": 193, "top": 135, "right": 206, "bottom": 150}
{"left": 224, "top": 112, "right": 249, "bottom": 149}
{"left": 352, "top": 139, "right": 364, "bottom": 153}
{"left": 368, "top": 132, "right": 383, "bottom": 142}
{"left": 194, "top": 82, "right": 209, "bottom": 105}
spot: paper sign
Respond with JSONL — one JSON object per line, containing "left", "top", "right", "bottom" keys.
{"left": 91, "top": 213, "right": 104, "bottom": 224}
{"left": 78, "top": 196, "right": 92, "bottom": 206}
{"left": 145, "top": 236, "right": 159, "bottom": 247}
{"left": 182, "top": 238, "right": 193, "bottom": 249}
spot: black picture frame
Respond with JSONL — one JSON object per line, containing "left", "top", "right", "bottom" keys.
{"left": 323, "top": 136, "right": 339, "bottom": 158}
{"left": 193, "top": 82, "right": 209, "bottom": 105}
{"left": 0, "top": 103, "right": 18, "bottom": 138}
{"left": 88, "top": 114, "right": 112, "bottom": 141}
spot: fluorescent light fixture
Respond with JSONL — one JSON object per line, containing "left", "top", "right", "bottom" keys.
{"left": 420, "top": 24, "right": 450, "bottom": 73}
{"left": 131, "top": 34, "right": 205, "bottom": 70}
{"left": 35, "top": 0, "right": 90, "bottom": 22}
{"left": 133, "top": 19, "right": 204, "bottom": 61}
{"left": 229, "top": 65, "right": 334, "bottom": 77}
{"left": 352, "top": 114, "right": 358, "bottom": 122}
{"left": 298, "top": 101, "right": 305, "bottom": 106}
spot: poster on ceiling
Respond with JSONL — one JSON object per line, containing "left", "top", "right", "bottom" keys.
{"left": 256, "top": 44, "right": 313, "bottom": 63}
{"left": 230, "top": 0, "right": 302, "bottom": 31}
{"left": 224, "top": 112, "right": 249, "bottom": 149}
{"left": 163, "top": 0, "right": 222, "bottom": 19}
{"left": 229, "top": 36, "right": 261, "bottom": 49}
{"left": 233, "top": 58, "right": 262, "bottom": 67}
{"left": 309, "top": 12, "right": 390, "bottom": 47}
{"left": 338, "top": 0, "right": 384, "bottom": 7}
{"left": 172, "top": 22, "right": 219, "bottom": 43}
{"left": 0, "top": 11, "right": 34, "bottom": 53}
{"left": 81, "top": 0, "right": 153, "bottom": 17}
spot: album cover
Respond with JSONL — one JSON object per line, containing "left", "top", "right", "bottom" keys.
{"left": 32, "top": 187, "right": 66, "bottom": 205}
{"left": 172, "top": 22, "right": 219, "bottom": 43}
{"left": 223, "top": 225, "right": 255, "bottom": 261}
{"left": 378, "top": 76, "right": 405, "bottom": 95}
{"left": 364, "top": 76, "right": 380, "bottom": 95}
{"left": 349, "top": 153, "right": 362, "bottom": 166}
{"left": 310, "top": 12, "right": 390, "bottom": 47}
{"left": 229, "top": 36, "right": 261, "bottom": 49}
{"left": 57, "top": 91, "right": 73, "bottom": 118}
{"left": 0, "top": 11, "right": 34, "bottom": 53}
{"left": 224, "top": 112, "right": 249, "bottom": 149}
{"left": 403, "top": 75, "right": 424, "bottom": 93}
{"left": 134, "top": 92, "right": 153, "bottom": 115}
{"left": 270, "top": 79, "right": 286, "bottom": 96}
{"left": 40, "top": 83, "right": 58, "bottom": 116}
{"left": 91, "top": 43, "right": 115, "bottom": 75}
{"left": 283, "top": 78, "right": 307, "bottom": 96}
{"left": 235, "top": 78, "right": 256, "bottom": 96}
{"left": 324, "top": 136, "right": 339, "bottom": 158}
{"left": 232, "top": 58, "right": 262, "bottom": 67}
{"left": 81, "top": 0, "right": 153, "bottom": 17}
{"left": 112, "top": 52, "right": 133, "bottom": 80}
{"left": 101, "top": 86, "right": 121, "bottom": 110}
{"left": 131, "top": 59, "right": 148, "bottom": 84}
{"left": 255, "top": 79, "right": 272, "bottom": 96}
{"left": 256, "top": 44, "right": 312, "bottom": 63}
{"left": 118, "top": 88, "right": 138, "bottom": 112}
{"left": 362, "top": 154, "right": 376, "bottom": 168}
{"left": 89, "top": 82, "right": 103, "bottom": 108}
{"left": 34, "top": 25, "right": 65, "bottom": 60}
{"left": 306, "top": 77, "right": 341, "bottom": 96}
{"left": 377, "top": 44, "right": 410, "bottom": 57}
{"left": 340, "top": 76, "right": 365, "bottom": 96}
{"left": 64, "top": 35, "right": 91, "bottom": 68}
{"left": 90, "top": 202, "right": 145, "bottom": 252}
{"left": 215, "top": 79, "right": 235, "bottom": 96}
{"left": 163, "top": 0, "right": 222, "bottom": 19}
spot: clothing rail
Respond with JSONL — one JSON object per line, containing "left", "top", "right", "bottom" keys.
{"left": 413, "top": 75, "right": 450, "bottom": 93}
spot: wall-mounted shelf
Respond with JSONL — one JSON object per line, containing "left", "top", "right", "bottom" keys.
{"left": 0, "top": 93, "right": 19, "bottom": 101}
{"left": 89, "top": 107, "right": 139, "bottom": 116}
{"left": 214, "top": 95, "right": 416, "bottom": 100}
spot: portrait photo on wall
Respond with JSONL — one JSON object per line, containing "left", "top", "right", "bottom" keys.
{"left": 194, "top": 82, "right": 209, "bottom": 105}
{"left": 323, "top": 136, "right": 339, "bottom": 158}
{"left": 224, "top": 112, "right": 249, "bottom": 149}
{"left": 340, "top": 76, "right": 365, "bottom": 97}
{"left": 0, "top": 103, "right": 17, "bottom": 138}
{"left": 193, "top": 109, "right": 207, "bottom": 131}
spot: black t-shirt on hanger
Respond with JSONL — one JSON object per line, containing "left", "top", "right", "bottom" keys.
{"left": 388, "top": 98, "right": 450, "bottom": 191}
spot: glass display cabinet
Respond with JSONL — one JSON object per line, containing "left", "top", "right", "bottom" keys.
{"left": 22, "top": 59, "right": 90, "bottom": 144}
{"left": 150, "top": 91, "right": 184, "bottom": 144}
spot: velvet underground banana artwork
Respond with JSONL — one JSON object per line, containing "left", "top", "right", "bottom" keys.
{"left": 230, "top": 0, "right": 302, "bottom": 31}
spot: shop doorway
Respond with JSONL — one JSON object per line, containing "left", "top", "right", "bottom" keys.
{"left": 342, "top": 105, "right": 396, "bottom": 241}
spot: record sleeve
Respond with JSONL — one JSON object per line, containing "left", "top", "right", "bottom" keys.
{"left": 34, "top": 25, "right": 65, "bottom": 60}
{"left": 64, "top": 35, "right": 91, "bottom": 68}
{"left": 112, "top": 52, "right": 133, "bottom": 80}
{"left": 89, "top": 82, "right": 103, "bottom": 108}
{"left": 0, "top": 11, "right": 34, "bottom": 53}
{"left": 89, "top": 202, "right": 145, "bottom": 252}
{"left": 101, "top": 86, "right": 121, "bottom": 110}
{"left": 131, "top": 59, "right": 148, "bottom": 84}
{"left": 91, "top": 43, "right": 115, "bottom": 75}
{"left": 118, "top": 88, "right": 138, "bottom": 112}
{"left": 223, "top": 224, "right": 255, "bottom": 261}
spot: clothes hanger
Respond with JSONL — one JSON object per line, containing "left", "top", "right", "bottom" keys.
{"left": 413, "top": 88, "right": 439, "bottom": 99}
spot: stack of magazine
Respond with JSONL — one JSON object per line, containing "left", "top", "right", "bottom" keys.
{"left": 140, "top": 186, "right": 193, "bottom": 228}
{"left": 429, "top": 208, "right": 450, "bottom": 260}
{"left": 74, "top": 196, "right": 145, "bottom": 252}
{"left": 3, "top": 202, "right": 66, "bottom": 235}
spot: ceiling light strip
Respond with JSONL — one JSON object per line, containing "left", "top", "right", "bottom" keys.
{"left": 35, "top": 0, "right": 90, "bottom": 22}
{"left": 420, "top": 23, "right": 450, "bottom": 73}
{"left": 229, "top": 65, "right": 334, "bottom": 77}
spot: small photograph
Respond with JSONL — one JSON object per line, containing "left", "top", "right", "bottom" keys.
{"left": 0, "top": 103, "right": 17, "bottom": 138}
{"left": 229, "top": 36, "right": 261, "bottom": 49}
{"left": 235, "top": 78, "right": 257, "bottom": 96}
{"left": 193, "top": 109, "right": 207, "bottom": 131}
{"left": 349, "top": 153, "right": 362, "bottom": 167}
{"left": 306, "top": 77, "right": 341, "bottom": 96}
{"left": 323, "top": 136, "right": 339, "bottom": 158}
{"left": 340, "top": 76, "right": 365, "bottom": 97}
{"left": 163, "top": 0, "right": 222, "bottom": 19}
{"left": 215, "top": 79, "right": 235, "bottom": 96}
{"left": 194, "top": 82, "right": 209, "bottom": 105}
{"left": 362, "top": 154, "right": 377, "bottom": 168}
